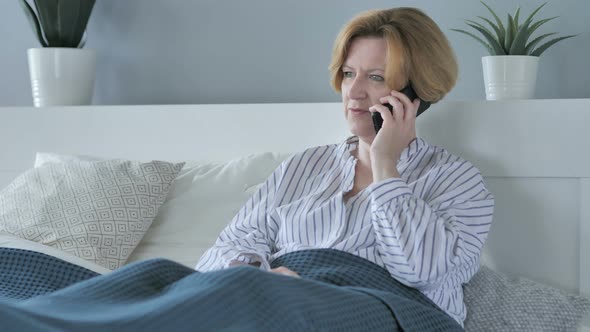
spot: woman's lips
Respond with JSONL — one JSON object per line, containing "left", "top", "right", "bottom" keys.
{"left": 349, "top": 108, "right": 369, "bottom": 114}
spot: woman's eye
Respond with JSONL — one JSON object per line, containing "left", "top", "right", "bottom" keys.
{"left": 370, "top": 75, "right": 385, "bottom": 82}
{"left": 343, "top": 71, "right": 354, "bottom": 78}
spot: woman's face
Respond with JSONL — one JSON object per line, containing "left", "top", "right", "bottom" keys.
{"left": 341, "top": 37, "right": 392, "bottom": 139}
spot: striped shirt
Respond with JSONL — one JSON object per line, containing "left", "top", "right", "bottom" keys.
{"left": 195, "top": 136, "right": 495, "bottom": 326}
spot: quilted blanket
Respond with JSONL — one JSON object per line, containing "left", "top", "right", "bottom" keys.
{"left": 0, "top": 248, "right": 462, "bottom": 331}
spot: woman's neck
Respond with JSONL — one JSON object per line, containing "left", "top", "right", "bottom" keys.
{"left": 353, "top": 137, "right": 372, "bottom": 170}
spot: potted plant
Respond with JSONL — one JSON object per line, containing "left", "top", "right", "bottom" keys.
{"left": 20, "top": 0, "right": 97, "bottom": 107}
{"left": 452, "top": 1, "right": 577, "bottom": 100}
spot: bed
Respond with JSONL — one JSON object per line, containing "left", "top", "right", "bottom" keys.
{"left": 0, "top": 99, "right": 589, "bottom": 331}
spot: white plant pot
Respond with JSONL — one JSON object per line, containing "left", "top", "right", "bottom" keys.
{"left": 481, "top": 55, "right": 539, "bottom": 100}
{"left": 27, "top": 48, "right": 97, "bottom": 107}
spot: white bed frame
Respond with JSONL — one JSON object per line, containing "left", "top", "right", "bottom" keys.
{"left": 1, "top": 99, "right": 589, "bottom": 329}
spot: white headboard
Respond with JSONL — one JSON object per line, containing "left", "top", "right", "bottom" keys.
{"left": 1, "top": 99, "right": 589, "bottom": 326}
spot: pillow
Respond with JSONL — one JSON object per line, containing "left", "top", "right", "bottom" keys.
{"left": 127, "top": 152, "right": 290, "bottom": 267}
{"left": 463, "top": 265, "right": 590, "bottom": 331}
{"left": 0, "top": 159, "right": 184, "bottom": 270}
{"left": 0, "top": 232, "right": 110, "bottom": 274}
{"left": 34, "top": 152, "right": 101, "bottom": 167}
{"left": 34, "top": 152, "right": 291, "bottom": 268}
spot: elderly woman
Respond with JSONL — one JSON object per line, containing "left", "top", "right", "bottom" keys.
{"left": 0, "top": 7, "right": 494, "bottom": 332}
{"left": 196, "top": 7, "right": 494, "bottom": 328}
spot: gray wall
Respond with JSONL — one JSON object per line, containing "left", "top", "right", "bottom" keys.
{"left": 1, "top": 0, "right": 588, "bottom": 106}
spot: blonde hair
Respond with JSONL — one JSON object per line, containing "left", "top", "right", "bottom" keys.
{"left": 329, "top": 7, "right": 458, "bottom": 103}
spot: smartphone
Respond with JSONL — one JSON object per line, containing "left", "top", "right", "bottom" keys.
{"left": 371, "top": 84, "right": 431, "bottom": 134}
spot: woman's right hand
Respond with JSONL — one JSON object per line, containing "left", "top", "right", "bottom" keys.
{"left": 229, "top": 260, "right": 261, "bottom": 268}
{"left": 270, "top": 266, "right": 300, "bottom": 278}
{"left": 230, "top": 261, "right": 300, "bottom": 277}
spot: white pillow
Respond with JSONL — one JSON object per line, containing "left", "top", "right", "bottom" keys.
{"left": 34, "top": 152, "right": 101, "bottom": 167}
{"left": 0, "top": 232, "right": 110, "bottom": 274}
{"left": 35, "top": 152, "right": 290, "bottom": 268}
{"left": 0, "top": 159, "right": 185, "bottom": 270}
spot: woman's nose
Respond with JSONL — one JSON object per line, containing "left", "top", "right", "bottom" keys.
{"left": 347, "top": 77, "right": 367, "bottom": 100}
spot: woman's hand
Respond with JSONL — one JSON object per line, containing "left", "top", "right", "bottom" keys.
{"left": 270, "top": 266, "right": 300, "bottom": 278}
{"left": 229, "top": 260, "right": 261, "bottom": 268}
{"left": 369, "top": 90, "right": 420, "bottom": 182}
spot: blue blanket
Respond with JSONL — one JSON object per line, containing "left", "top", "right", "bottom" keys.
{"left": 0, "top": 248, "right": 463, "bottom": 331}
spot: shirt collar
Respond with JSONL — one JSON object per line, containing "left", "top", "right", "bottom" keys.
{"left": 399, "top": 137, "right": 427, "bottom": 163}
{"left": 342, "top": 135, "right": 427, "bottom": 163}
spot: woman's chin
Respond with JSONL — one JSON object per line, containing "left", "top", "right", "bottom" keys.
{"left": 349, "top": 125, "right": 376, "bottom": 139}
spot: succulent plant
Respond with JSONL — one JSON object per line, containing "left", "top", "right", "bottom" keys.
{"left": 451, "top": 1, "right": 577, "bottom": 56}
{"left": 19, "top": 0, "right": 96, "bottom": 48}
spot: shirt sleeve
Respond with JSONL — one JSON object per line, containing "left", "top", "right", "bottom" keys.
{"left": 194, "top": 164, "right": 283, "bottom": 272}
{"left": 368, "top": 159, "right": 494, "bottom": 291}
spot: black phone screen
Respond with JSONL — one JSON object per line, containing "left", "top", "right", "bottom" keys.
{"left": 371, "top": 84, "right": 431, "bottom": 134}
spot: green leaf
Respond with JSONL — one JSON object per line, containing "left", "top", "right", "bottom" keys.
{"left": 77, "top": 31, "right": 87, "bottom": 48}
{"left": 531, "top": 35, "right": 577, "bottom": 56}
{"left": 509, "top": 3, "right": 550, "bottom": 55}
{"left": 466, "top": 22, "right": 506, "bottom": 55}
{"left": 451, "top": 29, "right": 493, "bottom": 55}
{"left": 59, "top": 0, "right": 95, "bottom": 48}
{"left": 19, "top": 0, "right": 48, "bottom": 47}
{"left": 524, "top": 32, "right": 556, "bottom": 55}
{"left": 33, "top": 0, "right": 61, "bottom": 46}
{"left": 522, "top": 2, "right": 548, "bottom": 27}
{"left": 33, "top": 0, "right": 95, "bottom": 48}
{"left": 477, "top": 16, "right": 505, "bottom": 46}
{"left": 505, "top": 14, "right": 515, "bottom": 52}
{"left": 527, "top": 17, "right": 557, "bottom": 37}
{"left": 480, "top": 1, "right": 506, "bottom": 36}
{"left": 513, "top": 7, "right": 521, "bottom": 30}
{"left": 509, "top": 20, "right": 532, "bottom": 55}
{"left": 466, "top": 19, "right": 497, "bottom": 41}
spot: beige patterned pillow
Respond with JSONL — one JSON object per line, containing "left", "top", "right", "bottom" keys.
{"left": 0, "top": 160, "right": 184, "bottom": 270}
